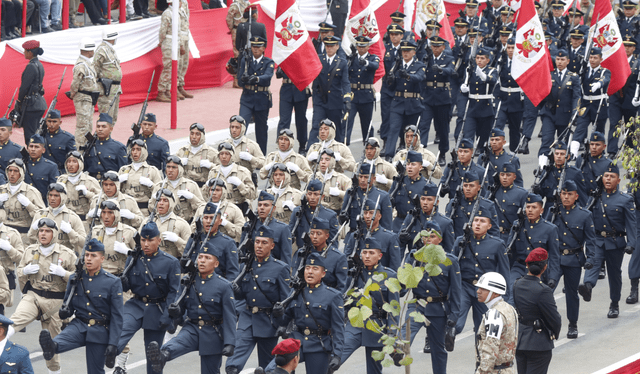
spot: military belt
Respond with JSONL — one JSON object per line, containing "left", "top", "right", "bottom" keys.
{"left": 394, "top": 91, "right": 420, "bottom": 98}
{"left": 425, "top": 81, "right": 450, "bottom": 88}
{"left": 243, "top": 85, "right": 269, "bottom": 92}
{"left": 247, "top": 305, "right": 273, "bottom": 314}
{"left": 78, "top": 214, "right": 86, "bottom": 221}
{"left": 597, "top": 231, "right": 625, "bottom": 238}
{"left": 518, "top": 318, "right": 536, "bottom": 326}
{"left": 299, "top": 326, "right": 330, "bottom": 336}
{"left": 561, "top": 247, "right": 582, "bottom": 255}
{"left": 351, "top": 83, "right": 373, "bottom": 90}
{"left": 133, "top": 294, "right": 166, "bottom": 304}
{"left": 468, "top": 94, "right": 493, "bottom": 100}
{"left": 78, "top": 316, "right": 109, "bottom": 326}
{"left": 500, "top": 87, "right": 522, "bottom": 93}
{"left": 138, "top": 202, "right": 149, "bottom": 209}
{"left": 282, "top": 78, "right": 293, "bottom": 84}
{"left": 30, "top": 287, "right": 65, "bottom": 299}
{"left": 186, "top": 317, "right": 223, "bottom": 326}
{"left": 494, "top": 362, "right": 514, "bottom": 369}
{"left": 583, "top": 94, "right": 607, "bottom": 101}
{"left": 416, "top": 295, "right": 448, "bottom": 303}
{"left": 6, "top": 224, "right": 29, "bottom": 233}
{"left": 111, "top": 81, "right": 121, "bottom": 85}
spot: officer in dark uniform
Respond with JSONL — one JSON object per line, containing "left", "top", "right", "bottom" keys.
{"left": 341, "top": 163, "right": 393, "bottom": 231}
{"left": 327, "top": 0, "right": 347, "bottom": 38}
{"left": 579, "top": 163, "right": 636, "bottom": 318}
{"left": 310, "top": 36, "right": 351, "bottom": 146}
{"left": 452, "top": 209, "right": 510, "bottom": 333}
{"left": 491, "top": 162, "right": 528, "bottom": 244}
{"left": 12, "top": 40, "right": 46, "bottom": 145}
{"left": 39, "top": 238, "right": 124, "bottom": 374}
{"left": 462, "top": 0, "right": 489, "bottom": 31}
{"left": 383, "top": 40, "right": 426, "bottom": 159}
{"left": 146, "top": 239, "right": 237, "bottom": 374}
{"left": 24, "top": 134, "right": 59, "bottom": 201}
{"left": 575, "top": 131, "right": 613, "bottom": 194}
{"left": 117, "top": 222, "right": 181, "bottom": 374}
{"left": 389, "top": 151, "right": 428, "bottom": 232}
{"left": 567, "top": 29, "right": 586, "bottom": 73}
{"left": 235, "top": 5, "right": 267, "bottom": 53}
{"left": 84, "top": 113, "right": 128, "bottom": 181}
{"left": 495, "top": 38, "right": 527, "bottom": 152}
{"left": 382, "top": 11, "right": 415, "bottom": 43}
{"left": 446, "top": 171, "right": 500, "bottom": 238}
{"left": 341, "top": 237, "right": 398, "bottom": 374}
{"left": 380, "top": 25, "right": 405, "bottom": 147}
{"left": 275, "top": 68, "right": 310, "bottom": 153}
{"left": 226, "top": 224, "right": 291, "bottom": 374}
{"left": 439, "top": 138, "right": 486, "bottom": 200}
{"left": 545, "top": 0, "right": 568, "bottom": 41}
{"left": 574, "top": 48, "right": 611, "bottom": 146}
{"left": 289, "top": 179, "right": 340, "bottom": 249}
{"left": 484, "top": 128, "right": 524, "bottom": 189}
{"left": 267, "top": 339, "right": 301, "bottom": 374}
{"left": 42, "top": 109, "right": 76, "bottom": 174}
{"left": 238, "top": 36, "right": 275, "bottom": 155}
{"left": 617, "top": 0, "right": 640, "bottom": 44}
{"left": 0, "top": 118, "right": 23, "bottom": 177}
{"left": 347, "top": 36, "right": 379, "bottom": 145}
{"left": 513, "top": 248, "right": 562, "bottom": 374}
{"left": 0, "top": 314, "right": 34, "bottom": 373}
{"left": 312, "top": 22, "right": 348, "bottom": 59}
{"left": 452, "top": 27, "right": 475, "bottom": 140}
{"left": 401, "top": 221, "right": 461, "bottom": 373}
{"left": 138, "top": 113, "right": 171, "bottom": 172}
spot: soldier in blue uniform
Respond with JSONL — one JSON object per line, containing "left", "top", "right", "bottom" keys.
{"left": 116, "top": 222, "right": 181, "bottom": 374}
{"left": 453, "top": 28, "right": 475, "bottom": 140}
{"left": 39, "top": 238, "right": 124, "bottom": 374}
{"left": 484, "top": 128, "right": 524, "bottom": 189}
{"left": 12, "top": 40, "right": 46, "bottom": 145}
{"left": 238, "top": 36, "right": 275, "bottom": 155}
{"left": 288, "top": 179, "right": 339, "bottom": 249}
{"left": 146, "top": 239, "right": 237, "bottom": 374}
{"left": 0, "top": 314, "right": 34, "bottom": 373}
{"left": 567, "top": 29, "right": 586, "bottom": 73}
{"left": 380, "top": 24, "right": 405, "bottom": 146}
{"left": 401, "top": 221, "right": 461, "bottom": 372}
{"left": 275, "top": 68, "right": 310, "bottom": 153}
{"left": 341, "top": 163, "right": 392, "bottom": 231}
{"left": 383, "top": 40, "right": 426, "bottom": 159}
{"left": 495, "top": 38, "right": 527, "bottom": 152}
{"left": 491, "top": 162, "right": 528, "bottom": 244}
{"left": 579, "top": 163, "right": 637, "bottom": 318}
{"left": 347, "top": 36, "right": 379, "bottom": 145}
{"left": 0, "top": 119, "right": 23, "bottom": 178}
{"left": 452, "top": 210, "right": 510, "bottom": 333}
{"left": 439, "top": 138, "right": 486, "bottom": 200}
{"left": 382, "top": 11, "right": 415, "bottom": 43}
{"left": 43, "top": 109, "right": 76, "bottom": 174}
{"left": 574, "top": 48, "right": 611, "bottom": 146}
{"left": 24, "top": 134, "right": 60, "bottom": 201}
{"left": 389, "top": 151, "right": 428, "bottom": 232}
{"left": 84, "top": 113, "right": 128, "bottom": 181}
{"left": 575, "top": 131, "right": 613, "bottom": 194}
{"left": 545, "top": 0, "right": 568, "bottom": 41}
{"left": 312, "top": 22, "right": 348, "bottom": 59}
{"left": 341, "top": 237, "right": 398, "bottom": 374}
{"left": 627, "top": 180, "right": 640, "bottom": 305}
{"left": 310, "top": 36, "right": 351, "bottom": 146}
{"left": 617, "top": 0, "right": 640, "bottom": 44}
{"left": 446, "top": 171, "right": 500, "bottom": 238}
{"left": 138, "top": 113, "right": 171, "bottom": 172}
{"left": 226, "top": 224, "right": 291, "bottom": 374}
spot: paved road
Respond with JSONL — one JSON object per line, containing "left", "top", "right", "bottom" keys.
{"left": 6, "top": 105, "right": 640, "bottom": 374}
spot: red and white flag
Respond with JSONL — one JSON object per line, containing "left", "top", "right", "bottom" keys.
{"left": 588, "top": 0, "right": 630, "bottom": 94}
{"left": 272, "top": 0, "right": 321, "bottom": 91}
{"left": 512, "top": 0, "right": 552, "bottom": 106}
{"left": 413, "top": 0, "right": 455, "bottom": 46}
{"left": 340, "top": 0, "right": 386, "bottom": 82}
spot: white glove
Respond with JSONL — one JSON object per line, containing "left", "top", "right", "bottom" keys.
{"left": 422, "top": 160, "right": 432, "bottom": 169}
{"left": 0, "top": 238, "right": 11, "bottom": 251}
{"left": 460, "top": 83, "right": 469, "bottom": 93}
{"left": 570, "top": 141, "right": 581, "bottom": 157}
{"left": 87, "top": 208, "right": 100, "bottom": 218}
{"left": 282, "top": 200, "right": 295, "bottom": 211}
{"left": 0, "top": 193, "right": 8, "bottom": 202}
{"left": 264, "top": 162, "right": 274, "bottom": 171}
{"left": 118, "top": 173, "right": 129, "bottom": 183}
{"left": 375, "top": 174, "right": 389, "bottom": 185}
{"left": 49, "top": 264, "right": 66, "bottom": 277}
{"left": 23, "top": 264, "right": 39, "bottom": 275}
{"left": 139, "top": 177, "right": 153, "bottom": 187}
{"left": 177, "top": 190, "right": 195, "bottom": 200}
{"left": 329, "top": 187, "right": 340, "bottom": 196}
{"left": 120, "top": 209, "right": 135, "bottom": 220}
{"left": 591, "top": 82, "right": 601, "bottom": 91}
{"left": 239, "top": 151, "right": 253, "bottom": 161}
{"left": 220, "top": 217, "right": 229, "bottom": 227}
{"left": 199, "top": 159, "right": 213, "bottom": 169}
{"left": 60, "top": 221, "right": 72, "bottom": 234}
{"left": 538, "top": 155, "right": 549, "bottom": 169}
{"left": 162, "top": 231, "right": 180, "bottom": 242}
{"left": 113, "top": 241, "right": 130, "bottom": 255}
{"left": 307, "top": 151, "right": 319, "bottom": 162}
{"left": 285, "top": 162, "right": 300, "bottom": 173}
{"left": 75, "top": 185, "right": 88, "bottom": 195}
{"left": 17, "top": 194, "right": 30, "bottom": 207}
{"left": 334, "top": 152, "right": 343, "bottom": 162}
{"left": 227, "top": 176, "right": 242, "bottom": 186}
{"left": 31, "top": 220, "right": 40, "bottom": 231}
{"left": 476, "top": 66, "right": 488, "bottom": 81}
{"left": 633, "top": 98, "right": 640, "bottom": 107}
{"left": 180, "top": 157, "right": 189, "bottom": 166}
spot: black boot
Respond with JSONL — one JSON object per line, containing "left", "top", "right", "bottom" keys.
{"left": 423, "top": 335, "right": 431, "bottom": 353}
{"left": 226, "top": 366, "right": 239, "bottom": 374}
{"left": 519, "top": 137, "right": 530, "bottom": 155}
{"left": 146, "top": 341, "right": 169, "bottom": 373}
{"left": 438, "top": 153, "right": 446, "bottom": 167}
{"left": 599, "top": 263, "right": 606, "bottom": 279}
{"left": 434, "top": 134, "right": 440, "bottom": 144}
{"left": 578, "top": 282, "right": 593, "bottom": 302}
{"left": 567, "top": 322, "right": 578, "bottom": 339}
{"left": 39, "top": 329, "right": 57, "bottom": 361}
{"left": 608, "top": 302, "right": 619, "bottom": 318}
{"left": 628, "top": 278, "right": 639, "bottom": 304}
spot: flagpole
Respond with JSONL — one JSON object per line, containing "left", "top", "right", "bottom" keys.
{"left": 171, "top": 0, "right": 179, "bottom": 130}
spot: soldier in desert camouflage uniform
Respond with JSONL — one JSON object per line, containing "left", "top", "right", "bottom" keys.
{"left": 94, "top": 30, "right": 122, "bottom": 124}
{"left": 70, "top": 38, "right": 99, "bottom": 147}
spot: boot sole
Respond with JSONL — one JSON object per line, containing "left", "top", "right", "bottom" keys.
{"left": 578, "top": 285, "right": 591, "bottom": 302}
{"left": 146, "top": 341, "right": 164, "bottom": 373}
{"left": 39, "top": 330, "right": 56, "bottom": 361}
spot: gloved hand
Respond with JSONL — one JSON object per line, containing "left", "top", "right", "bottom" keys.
{"left": 113, "top": 241, "right": 130, "bottom": 255}
{"left": 460, "top": 83, "right": 469, "bottom": 93}
{"left": 547, "top": 279, "right": 557, "bottom": 289}
{"left": 75, "top": 185, "right": 88, "bottom": 196}
{"left": 120, "top": 275, "right": 130, "bottom": 291}
{"left": 0, "top": 193, "right": 8, "bottom": 202}
{"left": 60, "top": 221, "right": 72, "bottom": 234}
{"left": 58, "top": 305, "right": 73, "bottom": 320}
{"left": 31, "top": 219, "right": 40, "bottom": 231}
{"left": 476, "top": 65, "right": 487, "bottom": 81}
{"left": 264, "top": 162, "right": 274, "bottom": 171}
{"left": 285, "top": 162, "right": 299, "bottom": 173}
{"left": 307, "top": 151, "right": 319, "bottom": 162}
{"left": 23, "top": 264, "right": 39, "bottom": 275}
{"left": 232, "top": 282, "right": 242, "bottom": 298}
{"left": 254, "top": 367, "right": 265, "bottom": 374}
{"left": 105, "top": 345, "right": 117, "bottom": 369}
{"left": 120, "top": 209, "right": 135, "bottom": 220}
{"left": 199, "top": 159, "right": 213, "bottom": 169}
{"left": 177, "top": 190, "right": 195, "bottom": 200}
{"left": 0, "top": 238, "right": 11, "bottom": 251}
{"left": 434, "top": 64, "right": 443, "bottom": 73}
{"left": 118, "top": 173, "right": 129, "bottom": 183}
{"left": 241, "top": 74, "right": 250, "bottom": 84}
{"left": 399, "top": 231, "right": 411, "bottom": 244}
{"left": 282, "top": 200, "right": 295, "bottom": 211}
{"left": 239, "top": 151, "right": 253, "bottom": 161}
{"left": 139, "top": 177, "right": 154, "bottom": 187}
{"left": 334, "top": 152, "right": 343, "bottom": 162}
{"left": 227, "top": 176, "right": 242, "bottom": 186}
{"left": 272, "top": 302, "right": 285, "bottom": 318}
{"left": 625, "top": 246, "right": 635, "bottom": 255}
{"left": 422, "top": 160, "right": 432, "bottom": 169}
{"left": 633, "top": 98, "right": 640, "bottom": 107}
{"left": 375, "top": 174, "right": 389, "bottom": 185}
{"left": 222, "top": 345, "right": 235, "bottom": 357}
{"left": 329, "top": 187, "right": 340, "bottom": 196}
{"left": 220, "top": 217, "right": 229, "bottom": 226}
{"left": 49, "top": 264, "right": 66, "bottom": 277}
{"left": 248, "top": 75, "right": 259, "bottom": 85}
{"left": 168, "top": 303, "right": 182, "bottom": 319}
{"left": 17, "top": 193, "right": 30, "bottom": 207}
{"left": 163, "top": 232, "right": 180, "bottom": 243}
{"left": 180, "top": 157, "right": 189, "bottom": 166}
{"left": 570, "top": 141, "right": 581, "bottom": 156}
{"left": 538, "top": 155, "right": 548, "bottom": 169}
{"left": 328, "top": 356, "right": 342, "bottom": 371}
{"left": 87, "top": 208, "right": 101, "bottom": 218}
{"left": 276, "top": 325, "right": 289, "bottom": 338}
{"left": 584, "top": 262, "right": 594, "bottom": 270}
{"left": 399, "top": 69, "right": 410, "bottom": 79}
{"left": 591, "top": 82, "right": 602, "bottom": 91}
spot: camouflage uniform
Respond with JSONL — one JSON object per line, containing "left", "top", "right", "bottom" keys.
{"left": 207, "top": 163, "right": 256, "bottom": 208}
{"left": 70, "top": 55, "right": 99, "bottom": 147}
{"left": 0, "top": 182, "right": 46, "bottom": 245}
{"left": 91, "top": 221, "right": 137, "bottom": 276}
{"left": 225, "top": 134, "right": 266, "bottom": 172}
{"left": 475, "top": 298, "right": 518, "bottom": 374}
{"left": 178, "top": 0, "right": 190, "bottom": 89}
{"left": 57, "top": 172, "right": 101, "bottom": 233}
{"left": 226, "top": 0, "right": 249, "bottom": 57}
{"left": 0, "top": 223, "right": 24, "bottom": 309}
{"left": 153, "top": 211, "right": 191, "bottom": 258}
{"left": 149, "top": 176, "right": 204, "bottom": 223}
{"left": 93, "top": 40, "right": 122, "bottom": 123}
{"left": 260, "top": 150, "right": 311, "bottom": 190}
{"left": 118, "top": 162, "right": 163, "bottom": 215}
{"left": 158, "top": 0, "right": 190, "bottom": 93}
{"left": 26, "top": 206, "right": 87, "bottom": 255}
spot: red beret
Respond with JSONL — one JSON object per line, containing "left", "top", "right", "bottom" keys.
{"left": 271, "top": 338, "right": 301, "bottom": 355}
{"left": 526, "top": 248, "right": 548, "bottom": 263}
{"left": 22, "top": 40, "right": 40, "bottom": 50}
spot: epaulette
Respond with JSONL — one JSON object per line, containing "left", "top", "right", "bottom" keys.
{"left": 104, "top": 271, "right": 117, "bottom": 279}
{"left": 569, "top": 72, "right": 577, "bottom": 76}
{"left": 326, "top": 285, "right": 342, "bottom": 295}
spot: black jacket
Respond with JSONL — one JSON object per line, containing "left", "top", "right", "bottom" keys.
{"left": 514, "top": 274, "right": 562, "bottom": 351}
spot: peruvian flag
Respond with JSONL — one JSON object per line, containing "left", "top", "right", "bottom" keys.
{"left": 272, "top": 0, "right": 322, "bottom": 91}
{"left": 509, "top": 0, "right": 522, "bottom": 17}
{"left": 512, "top": 0, "right": 552, "bottom": 106}
{"left": 340, "top": 0, "right": 386, "bottom": 82}
{"left": 588, "top": 0, "right": 630, "bottom": 94}
{"left": 413, "top": 0, "right": 455, "bottom": 47}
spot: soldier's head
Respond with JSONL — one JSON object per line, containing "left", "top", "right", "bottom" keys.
{"left": 96, "top": 113, "right": 114, "bottom": 140}
{"left": 318, "top": 148, "right": 336, "bottom": 173}
{"left": 141, "top": 113, "right": 157, "bottom": 137}
{"left": 217, "top": 142, "right": 234, "bottom": 167}
{"left": 155, "top": 189, "right": 175, "bottom": 216}
{"left": 555, "top": 49, "right": 569, "bottom": 70}
{"left": 189, "top": 123, "right": 206, "bottom": 146}
{"left": 357, "top": 163, "right": 375, "bottom": 190}
{"left": 37, "top": 218, "right": 58, "bottom": 246}
{"left": 499, "top": 162, "right": 517, "bottom": 188}
{"left": 403, "top": 125, "right": 420, "bottom": 149}
{"left": 79, "top": 37, "right": 96, "bottom": 58}
{"left": 102, "top": 172, "right": 120, "bottom": 197}
{"left": 387, "top": 24, "right": 404, "bottom": 45}
{"left": 525, "top": 193, "right": 544, "bottom": 221}
{"left": 229, "top": 115, "right": 246, "bottom": 140}
{"left": 492, "top": 0, "right": 503, "bottom": 8}
{"left": 623, "top": 0, "right": 637, "bottom": 17}
{"left": 22, "top": 39, "right": 43, "bottom": 59}
{"left": 306, "top": 179, "right": 324, "bottom": 208}
{"left": 140, "top": 222, "right": 161, "bottom": 256}
{"left": 197, "top": 247, "right": 219, "bottom": 276}
{"left": 250, "top": 36, "right": 267, "bottom": 58}
{"left": 430, "top": 36, "right": 446, "bottom": 57}
{"left": 424, "top": 221, "right": 443, "bottom": 246}
{"left": 560, "top": 180, "right": 579, "bottom": 208}
{"left": 475, "top": 47, "right": 491, "bottom": 68}
{"left": 206, "top": 178, "right": 226, "bottom": 203}
{"left": 390, "top": 11, "right": 405, "bottom": 27}
{"left": 362, "top": 198, "right": 382, "bottom": 229}
{"left": 457, "top": 138, "right": 474, "bottom": 164}
{"left": 46, "top": 109, "right": 62, "bottom": 134}
{"left": 257, "top": 191, "right": 275, "bottom": 220}
{"left": 462, "top": 171, "right": 482, "bottom": 199}
{"left": 85, "top": 238, "right": 105, "bottom": 273}
{"left": 47, "top": 183, "right": 67, "bottom": 209}
{"left": 318, "top": 119, "right": 336, "bottom": 142}
{"left": 588, "top": 47, "right": 603, "bottom": 68}
{"left": 100, "top": 200, "right": 120, "bottom": 228}
{"left": 551, "top": 0, "right": 565, "bottom": 17}
{"left": 65, "top": 151, "right": 84, "bottom": 175}
{"left": 525, "top": 248, "right": 548, "bottom": 276}
{"left": 0, "top": 119, "right": 12, "bottom": 143}
{"left": 400, "top": 40, "right": 417, "bottom": 62}
{"left": 624, "top": 37, "right": 637, "bottom": 57}
{"left": 465, "top": 0, "right": 478, "bottom": 17}
{"left": 6, "top": 158, "right": 25, "bottom": 185}
{"left": 254, "top": 224, "right": 275, "bottom": 261}
{"left": 476, "top": 272, "right": 507, "bottom": 303}
{"left": 271, "top": 163, "right": 291, "bottom": 188}
{"left": 425, "top": 20, "right": 441, "bottom": 39}
{"left": 318, "top": 22, "right": 337, "bottom": 40}
{"left": 568, "top": 9, "right": 583, "bottom": 25}
{"left": 323, "top": 36, "right": 341, "bottom": 58}
{"left": 202, "top": 202, "right": 222, "bottom": 233}
{"left": 500, "top": 7, "right": 513, "bottom": 23}
{"left": 361, "top": 237, "right": 383, "bottom": 268}
{"left": 129, "top": 139, "right": 149, "bottom": 163}
{"left": 304, "top": 253, "right": 326, "bottom": 287}
{"left": 472, "top": 211, "right": 492, "bottom": 236}
{"left": 406, "top": 151, "right": 423, "bottom": 179}
{"left": 27, "top": 134, "right": 46, "bottom": 160}
{"left": 603, "top": 163, "right": 621, "bottom": 192}
{"left": 570, "top": 30, "right": 584, "bottom": 48}
{"left": 488, "top": 128, "right": 506, "bottom": 153}
{"left": 355, "top": 36, "right": 372, "bottom": 55}
{"left": 364, "top": 138, "right": 382, "bottom": 161}
{"left": 506, "top": 37, "right": 515, "bottom": 59}
{"left": 420, "top": 182, "right": 438, "bottom": 214}
{"left": 552, "top": 141, "right": 568, "bottom": 167}
{"left": 588, "top": 131, "right": 606, "bottom": 157}
{"left": 0, "top": 314, "right": 14, "bottom": 340}
{"left": 165, "top": 155, "right": 184, "bottom": 180}
{"left": 453, "top": 18, "right": 469, "bottom": 36}
{"left": 277, "top": 128, "right": 295, "bottom": 152}
{"left": 309, "top": 217, "right": 330, "bottom": 249}
{"left": 102, "top": 29, "right": 118, "bottom": 45}
{"left": 273, "top": 339, "right": 301, "bottom": 371}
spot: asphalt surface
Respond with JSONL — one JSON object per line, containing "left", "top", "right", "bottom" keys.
{"left": 6, "top": 105, "right": 640, "bottom": 374}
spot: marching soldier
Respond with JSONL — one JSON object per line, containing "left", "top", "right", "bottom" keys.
{"left": 573, "top": 48, "right": 611, "bottom": 147}
{"left": 38, "top": 238, "right": 124, "bottom": 374}
{"left": 225, "top": 115, "right": 266, "bottom": 178}
{"left": 545, "top": 0, "right": 569, "bottom": 41}
{"left": 312, "top": 22, "right": 346, "bottom": 57}
{"left": 495, "top": 38, "right": 526, "bottom": 153}
{"left": 275, "top": 66, "right": 311, "bottom": 152}
{"left": 13, "top": 40, "right": 46, "bottom": 145}
{"left": 567, "top": 30, "right": 586, "bottom": 74}
{"left": 264, "top": 165, "right": 303, "bottom": 231}
{"left": 0, "top": 220, "right": 24, "bottom": 315}
{"left": 118, "top": 139, "right": 163, "bottom": 215}
{"left": 0, "top": 119, "right": 23, "bottom": 176}
{"left": 150, "top": 156, "right": 204, "bottom": 224}
{"left": 24, "top": 134, "right": 60, "bottom": 200}
{"left": 207, "top": 143, "right": 256, "bottom": 213}
{"left": 392, "top": 124, "right": 443, "bottom": 180}
{"left": 194, "top": 179, "right": 246, "bottom": 243}
{"left": 617, "top": 0, "right": 639, "bottom": 42}
{"left": 70, "top": 37, "right": 100, "bottom": 147}
{"left": 83, "top": 113, "right": 128, "bottom": 182}
{"left": 157, "top": 0, "right": 192, "bottom": 102}
{"left": 346, "top": 36, "right": 379, "bottom": 145}
{"left": 491, "top": 162, "right": 528, "bottom": 244}
{"left": 13, "top": 218, "right": 76, "bottom": 374}
{"left": 288, "top": 179, "right": 340, "bottom": 250}
{"left": 383, "top": 11, "right": 415, "bottom": 42}
{"left": 307, "top": 120, "right": 356, "bottom": 174}
{"left": 314, "top": 149, "right": 352, "bottom": 213}
{"left": 380, "top": 24, "right": 404, "bottom": 147}
{"left": 27, "top": 184, "right": 86, "bottom": 254}
{"left": 0, "top": 314, "right": 34, "bottom": 373}
{"left": 94, "top": 30, "right": 122, "bottom": 123}
{"left": 575, "top": 131, "right": 613, "bottom": 194}
{"left": 42, "top": 110, "right": 76, "bottom": 174}
{"left": 446, "top": 171, "right": 500, "bottom": 238}
{"left": 91, "top": 200, "right": 138, "bottom": 278}
{"left": 484, "top": 128, "right": 523, "bottom": 189}
{"left": 151, "top": 190, "right": 191, "bottom": 259}
{"left": 390, "top": 150, "right": 428, "bottom": 232}
{"left": 88, "top": 171, "right": 144, "bottom": 229}
{"left": 260, "top": 129, "right": 311, "bottom": 190}
{"left": 176, "top": 123, "right": 219, "bottom": 187}
{"left": 361, "top": 138, "right": 396, "bottom": 192}
{"left": 137, "top": 114, "right": 171, "bottom": 172}
{"left": 340, "top": 163, "right": 393, "bottom": 231}
{"left": 439, "top": 138, "right": 487, "bottom": 200}
{"left": 57, "top": 151, "right": 101, "bottom": 233}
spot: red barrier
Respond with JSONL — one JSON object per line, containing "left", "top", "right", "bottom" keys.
{"left": 120, "top": 0, "right": 126, "bottom": 23}
{"left": 21, "top": 0, "right": 26, "bottom": 37}
{"left": 63, "top": 0, "right": 69, "bottom": 29}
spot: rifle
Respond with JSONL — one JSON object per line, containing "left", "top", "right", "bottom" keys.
{"left": 579, "top": 12, "right": 599, "bottom": 76}
{"left": 546, "top": 157, "right": 569, "bottom": 223}
{"left": 38, "top": 68, "right": 66, "bottom": 137}
{"left": 584, "top": 175, "right": 604, "bottom": 211}
{"left": 3, "top": 89, "right": 18, "bottom": 119}
{"left": 505, "top": 207, "right": 525, "bottom": 257}
{"left": 231, "top": 207, "right": 260, "bottom": 287}
{"left": 389, "top": 160, "right": 407, "bottom": 206}
{"left": 127, "top": 71, "right": 155, "bottom": 148}
{"left": 289, "top": 159, "right": 323, "bottom": 243}
{"left": 456, "top": 164, "right": 490, "bottom": 260}
{"left": 398, "top": 194, "right": 422, "bottom": 245}
{"left": 343, "top": 196, "right": 380, "bottom": 296}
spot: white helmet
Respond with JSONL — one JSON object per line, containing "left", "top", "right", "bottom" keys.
{"left": 476, "top": 272, "right": 507, "bottom": 295}
{"left": 79, "top": 37, "right": 95, "bottom": 51}
{"left": 102, "top": 29, "right": 118, "bottom": 41}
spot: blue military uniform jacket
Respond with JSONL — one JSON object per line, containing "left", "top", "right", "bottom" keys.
{"left": 381, "top": 43, "right": 401, "bottom": 96}
{"left": 123, "top": 250, "right": 181, "bottom": 330}
{"left": 241, "top": 218, "right": 292, "bottom": 267}
{"left": 348, "top": 53, "right": 379, "bottom": 104}
{"left": 343, "top": 226, "right": 402, "bottom": 271}
{"left": 237, "top": 255, "right": 291, "bottom": 338}
{"left": 610, "top": 55, "right": 640, "bottom": 110}
{"left": 541, "top": 68, "right": 581, "bottom": 126}
{"left": 65, "top": 269, "right": 124, "bottom": 346}
{"left": 513, "top": 217, "right": 560, "bottom": 279}
{"left": 486, "top": 150, "right": 523, "bottom": 188}
{"left": 580, "top": 66, "right": 611, "bottom": 113}
{"left": 18, "top": 57, "right": 46, "bottom": 112}
{"left": 341, "top": 185, "right": 393, "bottom": 231}
{"left": 0, "top": 140, "right": 22, "bottom": 176}
{"left": 279, "top": 69, "right": 311, "bottom": 103}
{"left": 452, "top": 233, "right": 511, "bottom": 292}
{"left": 546, "top": 16, "right": 567, "bottom": 40}
{"left": 445, "top": 195, "right": 500, "bottom": 238}
{"left": 314, "top": 41, "right": 348, "bottom": 59}
{"left": 24, "top": 157, "right": 59, "bottom": 200}
{"left": 179, "top": 273, "right": 237, "bottom": 355}
{"left": 550, "top": 204, "right": 596, "bottom": 268}
{"left": 313, "top": 54, "right": 351, "bottom": 110}
{"left": 238, "top": 54, "right": 275, "bottom": 112}
{"left": 185, "top": 231, "right": 239, "bottom": 282}
{"left": 390, "top": 175, "right": 427, "bottom": 225}
{"left": 84, "top": 136, "right": 128, "bottom": 180}
{"left": 139, "top": 133, "right": 170, "bottom": 172}
{"left": 44, "top": 129, "right": 76, "bottom": 172}
{"left": 618, "top": 15, "right": 640, "bottom": 44}
{"left": 389, "top": 58, "right": 426, "bottom": 115}
{"left": 592, "top": 189, "right": 637, "bottom": 250}
{"left": 293, "top": 245, "right": 348, "bottom": 292}
{"left": 498, "top": 58, "right": 524, "bottom": 112}
{"left": 492, "top": 184, "right": 528, "bottom": 242}
{"left": 0, "top": 341, "right": 34, "bottom": 374}
{"left": 422, "top": 52, "right": 455, "bottom": 106}
{"left": 576, "top": 153, "right": 612, "bottom": 193}
{"left": 467, "top": 65, "right": 498, "bottom": 117}
{"left": 568, "top": 45, "right": 585, "bottom": 73}
{"left": 539, "top": 164, "right": 588, "bottom": 211}
{"left": 289, "top": 204, "right": 340, "bottom": 249}
{"left": 440, "top": 161, "right": 487, "bottom": 199}
{"left": 399, "top": 210, "right": 456, "bottom": 252}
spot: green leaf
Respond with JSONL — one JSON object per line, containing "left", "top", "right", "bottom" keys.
{"left": 413, "top": 230, "right": 429, "bottom": 245}
{"left": 364, "top": 282, "right": 380, "bottom": 297}
{"left": 372, "top": 273, "right": 385, "bottom": 282}
{"left": 382, "top": 299, "right": 401, "bottom": 317}
{"left": 397, "top": 263, "right": 423, "bottom": 289}
{"left": 382, "top": 345, "right": 394, "bottom": 354}
{"left": 399, "top": 356, "right": 414, "bottom": 366}
{"left": 385, "top": 278, "right": 402, "bottom": 293}
{"left": 366, "top": 319, "right": 383, "bottom": 333}
{"left": 409, "top": 311, "right": 426, "bottom": 323}
{"left": 382, "top": 334, "right": 396, "bottom": 345}
{"left": 406, "top": 298, "right": 417, "bottom": 304}
{"left": 357, "top": 296, "right": 373, "bottom": 309}
{"left": 371, "top": 350, "right": 385, "bottom": 361}
{"left": 425, "top": 263, "right": 443, "bottom": 277}
{"left": 381, "top": 359, "right": 394, "bottom": 368}
{"left": 348, "top": 305, "right": 372, "bottom": 328}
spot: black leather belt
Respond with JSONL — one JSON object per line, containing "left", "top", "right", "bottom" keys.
{"left": 138, "top": 202, "right": 149, "bottom": 209}
{"left": 30, "top": 288, "right": 65, "bottom": 299}
{"left": 243, "top": 85, "right": 269, "bottom": 92}
{"left": 133, "top": 294, "right": 166, "bottom": 304}
{"left": 78, "top": 316, "right": 109, "bottom": 326}
{"left": 561, "top": 247, "right": 581, "bottom": 255}
{"left": 196, "top": 181, "right": 206, "bottom": 187}
{"left": 6, "top": 224, "right": 29, "bottom": 233}
{"left": 518, "top": 318, "right": 536, "bottom": 326}
{"left": 247, "top": 305, "right": 273, "bottom": 314}
{"left": 351, "top": 83, "right": 373, "bottom": 89}
{"left": 394, "top": 91, "right": 420, "bottom": 98}
{"left": 112, "top": 81, "right": 121, "bottom": 85}
{"left": 187, "top": 317, "right": 223, "bottom": 326}
{"left": 597, "top": 231, "right": 625, "bottom": 238}
{"left": 299, "top": 326, "right": 330, "bottom": 336}
{"left": 494, "top": 362, "right": 514, "bottom": 369}
{"left": 416, "top": 295, "right": 448, "bottom": 303}
{"left": 426, "top": 81, "right": 450, "bottom": 88}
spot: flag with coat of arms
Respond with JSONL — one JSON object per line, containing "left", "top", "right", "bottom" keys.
{"left": 340, "top": 0, "right": 386, "bottom": 82}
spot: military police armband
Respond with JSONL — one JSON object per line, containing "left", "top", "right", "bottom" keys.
{"left": 484, "top": 309, "right": 504, "bottom": 340}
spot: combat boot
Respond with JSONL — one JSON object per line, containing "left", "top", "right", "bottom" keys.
{"left": 146, "top": 341, "right": 170, "bottom": 372}
{"left": 39, "top": 329, "right": 58, "bottom": 361}
{"left": 567, "top": 322, "right": 578, "bottom": 339}
{"left": 423, "top": 335, "right": 431, "bottom": 353}
{"left": 578, "top": 282, "right": 592, "bottom": 302}
{"left": 520, "top": 137, "right": 530, "bottom": 155}
{"left": 608, "top": 302, "right": 619, "bottom": 318}
{"left": 627, "top": 278, "right": 639, "bottom": 304}
{"left": 177, "top": 90, "right": 185, "bottom": 100}
{"left": 599, "top": 264, "right": 606, "bottom": 279}
{"left": 156, "top": 91, "right": 171, "bottom": 102}
{"left": 226, "top": 366, "right": 239, "bottom": 374}
{"left": 179, "top": 86, "right": 194, "bottom": 98}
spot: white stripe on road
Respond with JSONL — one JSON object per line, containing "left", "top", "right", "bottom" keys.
{"left": 29, "top": 351, "right": 42, "bottom": 359}
{"left": 555, "top": 333, "right": 585, "bottom": 348}
{"left": 106, "top": 360, "right": 147, "bottom": 374}
{"left": 591, "top": 351, "right": 640, "bottom": 374}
